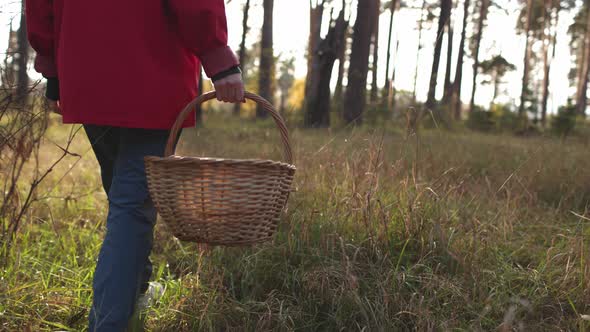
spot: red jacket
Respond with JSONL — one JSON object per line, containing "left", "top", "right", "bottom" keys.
{"left": 26, "top": 0, "right": 239, "bottom": 129}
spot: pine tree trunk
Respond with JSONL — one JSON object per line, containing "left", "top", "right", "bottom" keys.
{"left": 518, "top": 0, "right": 533, "bottom": 116}
{"left": 469, "top": 0, "right": 488, "bottom": 113}
{"left": 280, "top": 90, "right": 286, "bottom": 115}
{"left": 426, "top": 0, "right": 452, "bottom": 109}
{"left": 383, "top": 0, "right": 398, "bottom": 100}
{"left": 576, "top": 43, "right": 586, "bottom": 113}
{"left": 443, "top": 1, "right": 455, "bottom": 102}
{"left": 334, "top": 23, "right": 349, "bottom": 110}
{"left": 370, "top": 0, "right": 381, "bottom": 103}
{"left": 343, "top": 0, "right": 377, "bottom": 124}
{"left": 577, "top": 44, "right": 587, "bottom": 109}
{"left": 257, "top": 0, "right": 275, "bottom": 118}
{"left": 577, "top": 3, "right": 590, "bottom": 116}
{"left": 451, "top": 0, "right": 470, "bottom": 120}
{"left": 390, "top": 38, "right": 400, "bottom": 110}
{"left": 491, "top": 70, "right": 499, "bottom": 110}
{"left": 234, "top": 0, "right": 251, "bottom": 115}
{"left": 3, "top": 20, "right": 14, "bottom": 88}
{"left": 413, "top": 0, "right": 427, "bottom": 102}
{"left": 16, "top": 3, "right": 29, "bottom": 103}
{"left": 576, "top": 9, "right": 588, "bottom": 115}
{"left": 306, "top": 1, "right": 325, "bottom": 97}
{"left": 541, "top": 2, "right": 558, "bottom": 126}
{"left": 305, "top": 8, "right": 348, "bottom": 127}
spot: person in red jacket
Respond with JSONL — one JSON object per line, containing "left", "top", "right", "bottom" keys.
{"left": 26, "top": 0, "right": 244, "bottom": 330}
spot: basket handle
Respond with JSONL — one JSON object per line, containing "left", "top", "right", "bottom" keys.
{"left": 165, "top": 91, "right": 293, "bottom": 164}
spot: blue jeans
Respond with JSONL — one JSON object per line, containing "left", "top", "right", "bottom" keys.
{"left": 85, "top": 125, "right": 171, "bottom": 331}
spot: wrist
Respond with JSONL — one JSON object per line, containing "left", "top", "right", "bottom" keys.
{"left": 211, "top": 66, "right": 242, "bottom": 83}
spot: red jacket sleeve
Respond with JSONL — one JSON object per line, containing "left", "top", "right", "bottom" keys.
{"left": 26, "top": 0, "right": 58, "bottom": 78}
{"left": 167, "top": 0, "right": 239, "bottom": 78}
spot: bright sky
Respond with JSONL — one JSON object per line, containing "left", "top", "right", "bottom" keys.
{"left": 0, "top": 0, "right": 576, "bottom": 114}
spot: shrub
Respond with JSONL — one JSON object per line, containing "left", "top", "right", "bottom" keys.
{"left": 422, "top": 102, "right": 454, "bottom": 129}
{"left": 466, "top": 106, "right": 495, "bottom": 132}
{"left": 364, "top": 104, "right": 392, "bottom": 128}
{"left": 467, "top": 104, "right": 529, "bottom": 134}
{"left": 551, "top": 103, "right": 576, "bottom": 138}
{"left": 491, "top": 104, "right": 521, "bottom": 132}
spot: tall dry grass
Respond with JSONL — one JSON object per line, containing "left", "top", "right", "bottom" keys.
{"left": 0, "top": 111, "right": 589, "bottom": 331}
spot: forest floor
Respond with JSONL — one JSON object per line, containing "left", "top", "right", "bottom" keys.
{"left": 1, "top": 112, "right": 589, "bottom": 331}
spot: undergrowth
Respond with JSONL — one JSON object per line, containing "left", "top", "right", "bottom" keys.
{"left": 1, "top": 112, "right": 589, "bottom": 331}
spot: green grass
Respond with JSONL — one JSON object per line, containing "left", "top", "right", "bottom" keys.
{"left": 1, "top": 112, "right": 589, "bottom": 331}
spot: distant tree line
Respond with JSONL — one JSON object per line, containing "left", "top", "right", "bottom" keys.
{"left": 5, "top": 0, "right": 590, "bottom": 130}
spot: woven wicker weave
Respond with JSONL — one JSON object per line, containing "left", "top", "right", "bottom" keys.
{"left": 145, "top": 91, "right": 295, "bottom": 246}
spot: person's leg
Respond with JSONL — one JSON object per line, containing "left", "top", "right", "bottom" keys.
{"left": 83, "top": 125, "right": 120, "bottom": 195}
{"left": 85, "top": 124, "right": 153, "bottom": 308}
{"left": 89, "top": 127, "right": 169, "bottom": 332}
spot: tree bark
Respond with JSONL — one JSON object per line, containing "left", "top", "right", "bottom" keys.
{"left": 306, "top": 1, "right": 325, "bottom": 98}
{"left": 280, "top": 88, "right": 287, "bottom": 115}
{"left": 443, "top": 1, "right": 455, "bottom": 101}
{"left": 518, "top": 0, "right": 533, "bottom": 116}
{"left": 257, "top": 0, "right": 275, "bottom": 118}
{"left": 451, "top": 0, "right": 470, "bottom": 119}
{"left": 234, "top": 0, "right": 251, "bottom": 115}
{"left": 576, "top": 3, "right": 590, "bottom": 116}
{"left": 389, "top": 38, "right": 400, "bottom": 110}
{"left": 334, "top": 26, "right": 348, "bottom": 105}
{"left": 3, "top": 20, "right": 14, "bottom": 88}
{"left": 541, "top": 2, "right": 558, "bottom": 126}
{"left": 575, "top": 7, "right": 588, "bottom": 115}
{"left": 426, "top": 0, "right": 452, "bottom": 109}
{"left": 370, "top": 0, "right": 381, "bottom": 103}
{"left": 413, "top": 0, "right": 427, "bottom": 102}
{"left": 305, "top": 7, "right": 348, "bottom": 127}
{"left": 469, "top": 0, "right": 489, "bottom": 113}
{"left": 383, "top": 0, "right": 398, "bottom": 101}
{"left": 16, "top": 3, "right": 29, "bottom": 102}
{"left": 343, "top": 0, "right": 377, "bottom": 124}
{"left": 491, "top": 70, "right": 498, "bottom": 110}
{"left": 576, "top": 45, "right": 586, "bottom": 109}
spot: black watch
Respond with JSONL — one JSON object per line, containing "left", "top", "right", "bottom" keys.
{"left": 211, "top": 66, "right": 242, "bottom": 82}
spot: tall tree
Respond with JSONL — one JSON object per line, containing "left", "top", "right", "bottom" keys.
{"left": 518, "top": 0, "right": 534, "bottom": 116}
{"left": 383, "top": 0, "right": 399, "bottom": 101}
{"left": 370, "top": 0, "right": 382, "bottom": 103}
{"left": 15, "top": 1, "right": 29, "bottom": 102}
{"left": 234, "top": 0, "right": 251, "bottom": 115}
{"left": 425, "top": 0, "right": 452, "bottom": 109}
{"left": 389, "top": 38, "right": 400, "bottom": 109}
{"left": 3, "top": 21, "right": 15, "bottom": 88}
{"left": 569, "top": 5, "right": 585, "bottom": 115}
{"left": 450, "top": 0, "right": 470, "bottom": 119}
{"left": 540, "top": 0, "right": 560, "bottom": 126}
{"left": 306, "top": 0, "right": 326, "bottom": 100}
{"left": 576, "top": 2, "right": 590, "bottom": 116}
{"left": 480, "top": 55, "right": 516, "bottom": 109}
{"left": 443, "top": 0, "right": 456, "bottom": 101}
{"left": 343, "top": 0, "right": 378, "bottom": 124}
{"left": 334, "top": 25, "right": 349, "bottom": 105}
{"left": 413, "top": 0, "right": 430, "bottom": 102}
{"left": 569, "top": 1, "right": 590, "bottom": 116}
{"left": 305, "top": 5, "right": 348, "bottom": 127}
{"left": 257, "top": 0, "right": 275, "bottom": 118}
{"left": 278, "top": 57, "right": 295, "bottom": 114}
{"left": 515, "top": 0, "right": 547, "bottom": 118}
{"left": 469, "top": 0, "right": 489, "bottom": 113}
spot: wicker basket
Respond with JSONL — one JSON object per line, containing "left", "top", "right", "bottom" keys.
{"left": 145, "top": 91, "right": 295, "bottom": 246}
